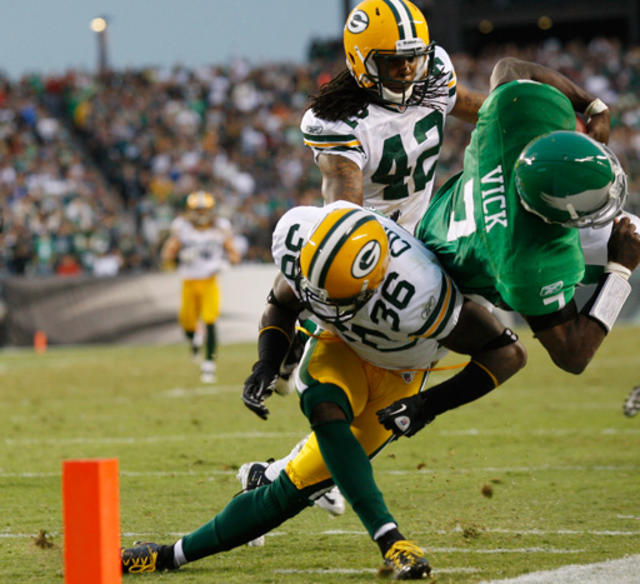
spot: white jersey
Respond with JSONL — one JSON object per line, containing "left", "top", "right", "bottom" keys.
{"left": 271, "top": 201, "right": 463, "bottom": 370}
{"left": 171, "top": 215, "right": 233, "bottom": 280}
{"left": 300, "top": 46, "right": 457, "bottom": 234}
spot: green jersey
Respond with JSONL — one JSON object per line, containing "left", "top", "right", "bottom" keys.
{"left": 416, "top": 80, "right": 584, "bottom": 316}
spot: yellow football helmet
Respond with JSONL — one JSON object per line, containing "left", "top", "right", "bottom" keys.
{"left": 344, "top": 0, "right": 434, "bottom": 107}
{"left": 186, "top": 190, "right": 215, "bottom": 227}
{"left": 296, "top": 207, "right": 389, "bottom": 323}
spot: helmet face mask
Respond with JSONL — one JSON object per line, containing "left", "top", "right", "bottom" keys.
{"left": 295, "top": 208, "right": 389, "bottom": 324}
{"left": 514, "top": 131, "right": 628, "bottom": 229}
{"left": 295, "top": 272, "right": 377, "bottom": 324}
{"left": 344, "top": 0, "right": 435, "bottom": 107}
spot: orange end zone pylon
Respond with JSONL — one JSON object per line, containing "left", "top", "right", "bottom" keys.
{"left": 34, "top": 330, "right": 47, "bottom": 354}
{"left": 62, "top": 459, "right": 122, "bottom": 584}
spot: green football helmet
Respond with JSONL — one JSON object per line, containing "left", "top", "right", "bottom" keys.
{"left": 514, "top": 131, "right": 627, "bottom": 228}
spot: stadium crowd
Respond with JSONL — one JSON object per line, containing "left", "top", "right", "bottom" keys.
{"left": 1, "top": 36, "right": 640, "bottom": 276}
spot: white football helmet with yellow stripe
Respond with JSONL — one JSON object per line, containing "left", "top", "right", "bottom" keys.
{"left": 344, "top": 0, "right": 435, "bottom": 106}
{"left": 296, "top": 207, "right": 389, "bottom": 324}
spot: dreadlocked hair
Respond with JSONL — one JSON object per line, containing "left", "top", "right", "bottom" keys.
{"left": 307, "top": 69, "right": 371, "bottom": 122}
{"left": 307, "top": 66, "right": 453, "bottom": 122}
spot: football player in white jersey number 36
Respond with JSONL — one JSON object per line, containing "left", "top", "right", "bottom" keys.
{"left": 121, "top": 202, "right": 526, "bottom": 579}
{"left": 255, "top": 0, "right": 488, "bottom": 522}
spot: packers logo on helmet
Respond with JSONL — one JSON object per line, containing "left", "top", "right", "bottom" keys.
{"left": 515, "top": 131, "right": 628, "bottom": 228}
{"left": 186, "top": 190, "right": 215, "bottom": 227}
{"left": 343, "top": 0, "right": 435, "bottom": 107}
{"left": 296, "top": 207, "right": 389, "bottom": 323}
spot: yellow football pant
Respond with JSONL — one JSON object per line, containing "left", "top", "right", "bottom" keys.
{"left": 179, "top": 276, "right": 220, "bottom": 332}
{"left": 285, "top": 332, "right": 429, "bottom": 491}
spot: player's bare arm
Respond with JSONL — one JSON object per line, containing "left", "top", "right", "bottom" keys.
{"left": 489, "top": 57, "right": 610, "bottom": 143}
{"left": 160, "top": 234, "right": 180, "bottom": 267}
{"left": 527, "top": 216, "right": 640, "bottom": 374}
{"left": 224, "top": 237, "right": 241, "bottom": 265}
{"left": 316, "top": 153, "right": 364, "bottom": 205}
{"left": 440, "top": 300, "right": 527, "bottom": 385}
{"left": 377, "top": 299, "right": 527, "bottom": 439}
{"left": 450, "top": 82, "right": 487, "bottom": 124}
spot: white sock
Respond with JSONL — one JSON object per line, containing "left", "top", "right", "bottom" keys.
{"left": 373, "top": 522, "right": 398, "bottom": 541}
{"left": 173, "top": 538, "right": 187, "bottom": 567}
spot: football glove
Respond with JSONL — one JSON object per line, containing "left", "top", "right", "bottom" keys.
{"left": 623, "top": 385, "right": 640, "bottom": 417}
{"left": 242, "top": 360, "right": 279, "bottom": 420}
{"left": 377, "top": 394, "right": 434, "bottom": 439}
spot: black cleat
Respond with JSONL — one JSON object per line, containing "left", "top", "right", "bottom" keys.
{"left": 383, "top": 540, "right": 431, "bottom": 580}
{"left": 121, "top": 542, "right": 176, "bottom": 574}
{"left": 237, "top": 461, "right": 272, "bottom": 491}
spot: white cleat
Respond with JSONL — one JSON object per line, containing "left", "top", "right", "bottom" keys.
{"left": 200, "top": 360, "right": 217, "bottom": 383}
{"left": 314, "top": 486, "right": 346, "bottom": 516}
{"left": 236, "top": 462, "right": 268, "bottom": 547}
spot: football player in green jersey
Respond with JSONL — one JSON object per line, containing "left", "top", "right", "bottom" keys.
{"left": 376, "top": 57, "right": 640, "bottom": 439}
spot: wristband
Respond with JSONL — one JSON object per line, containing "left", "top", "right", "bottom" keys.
{"left": 584, "top": 272, "right": 631, "bottom": 333}
{"left": 584, "top": 98, "right": 608, "bottom": 117}
{"left": 605, "top": 261, "right": 631, "bottom": 281}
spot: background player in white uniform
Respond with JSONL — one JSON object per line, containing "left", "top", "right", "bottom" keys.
{"left": 122, "top": 202, "right": 525, "bottom": 579}
{"left": 161, "top": 191, "right": 240, "bottom": 383}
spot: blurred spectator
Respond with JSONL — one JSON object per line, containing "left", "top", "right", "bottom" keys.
{"left": 1, "top": 37, "right": 639, "bottom": 278}
{"left": 55, "top": 253, "right": 82, "bottom": 276}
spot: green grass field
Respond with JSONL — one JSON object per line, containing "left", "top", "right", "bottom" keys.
{"left": 1, "top": 325, "right": 639, "bottom": 583}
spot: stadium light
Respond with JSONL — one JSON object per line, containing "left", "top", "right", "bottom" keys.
{"left": 90, "top": 16, "right": 110, "bottom": 75}
{"left": 537, "top": 16, "right": 553, "bottom": 31}
{"left": 90, "top": 17, "right": 107, "bottom": 33}
{"left": 478, "top": 19, "right": 494, "bottom": 34}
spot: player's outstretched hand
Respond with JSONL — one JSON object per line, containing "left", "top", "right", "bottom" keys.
{"left": 586, "top": 108, "right": 610, "bottom": 144}
{"left": 242, "top": 361, "right": 279, "bottom": 420}
{"left": 607, "top": 215, "right": 640, "bottom": 273}
{"left": 377, "top": 394, "right": 434, "bottom": 439}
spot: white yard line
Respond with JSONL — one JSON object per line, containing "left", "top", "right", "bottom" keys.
{"left": 3, "top": 463, "right": 640, "bottom": 479}
{"left": 4, "top": 426, "right": 639, "bottom": 447}
{"left": 480, "top": 554, "right": 640, "bottom": 584}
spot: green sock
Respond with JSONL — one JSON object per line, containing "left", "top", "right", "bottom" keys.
{"left": 205, "top": 323, "right": 216, "bottom": 361}
{"left": 181, "top": 472, "right": 309, "bottom": 561}
{"left": 314, "top": 419, "right": 395, "bottom": 538}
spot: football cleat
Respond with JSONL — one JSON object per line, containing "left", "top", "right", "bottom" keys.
{"left": 314, "top": 486, "right": 346, "bottom": 516}
{"left": 623, "top": 385, "right": 640, "bottom": 417}
{"left": 236, "top": 462, "right": 270, "bottom": 547}
{"left": 283, "top": 436, "right": 347, "bottom": 516}
{"left": 383, "top": 540, "right": 431, "bottom": 580}
{"left": 200, "top": 360, "right": 216, "bottom": 383}
{"left": 121, "top": 542, "right": 176, "bottom": 574}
